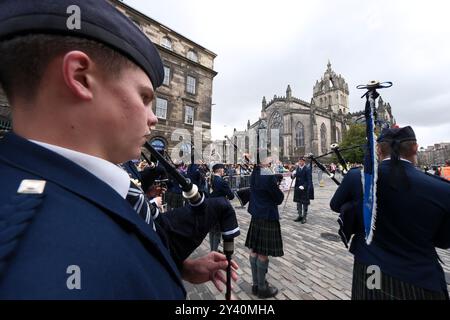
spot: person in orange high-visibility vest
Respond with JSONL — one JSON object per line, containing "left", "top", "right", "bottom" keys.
{"left": 441, "top": 160, "right": 450, "bottom": 181}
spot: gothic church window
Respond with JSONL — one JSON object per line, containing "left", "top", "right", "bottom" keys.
{"left": 270, "top": 112, "right": 282, "bottom": 129}
{"left": 269, "top": 112, "right": 283, "bottom": 156}
{"left": 295, "top": 122, "right": 305, "bottom": 147}
{"left": 336, "top": 127, "right": 341, "bottom": 143}
{"left": 320, "top": 123, "right": 327, "bottom": 154}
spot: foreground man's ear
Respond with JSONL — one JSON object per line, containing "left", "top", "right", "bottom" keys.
{"left": 62, "top": 51, "right": 95, "bottom": 101}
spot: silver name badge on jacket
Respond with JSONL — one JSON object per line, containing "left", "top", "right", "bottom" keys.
{"left": 17, "top": 179, "right": 47, "bottom": 194}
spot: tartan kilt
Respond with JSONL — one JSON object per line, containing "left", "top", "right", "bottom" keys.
{"left": 352, "top": 260, "right": 449, "bottom": 300}
{"left": 245, "top": 218, "right": 284, "bottom": 257}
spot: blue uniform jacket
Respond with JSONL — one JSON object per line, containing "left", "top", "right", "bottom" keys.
{"left": 0, "top": 133, "right": 185, "bottom": 299}
{"left": 121, "top": 160, "right": 142, "bottom": 181}
{"left": 330, "top": 160, "right": 450, "bottom": 294}
{"left": 210, "top": 175, "right": 234, "bottom": 200}
{"left": 292, "top": 165, "right": 312, "bottom": 204}
{"left": 248, "top": 168, "right": 284, "bottom": 220}
{"left": 187, "top": 164, "right": 208, "bottom": 196}
{"left": 308, "top": 163, "right": 314, "bottom": 200}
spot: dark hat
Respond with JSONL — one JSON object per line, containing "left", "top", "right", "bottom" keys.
{"left": 212, "top": 163, "right": 225, "bottom": 172}
{"left": 377, "top": 126, "right": 416, "bottom": 143}
{"left": 0, "top": 0, "right": 164, "bottom": 88}
{"left": 377, "top": 126, "right": 416, "bottom": 190}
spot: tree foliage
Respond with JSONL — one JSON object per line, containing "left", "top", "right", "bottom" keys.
{"left": 335, "top": 124, "right": 366, "bottom": 164}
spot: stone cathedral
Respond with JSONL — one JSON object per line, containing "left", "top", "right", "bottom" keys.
{"left": 228, "top": 61, "right": 395, "bottom": 163}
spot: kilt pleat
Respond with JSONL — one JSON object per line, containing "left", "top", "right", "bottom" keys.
{"left": 351, "top": 260, "right": 448, "bottom": 300}
{"left": 245, "top": 218, "right": 284, "bottom": 257}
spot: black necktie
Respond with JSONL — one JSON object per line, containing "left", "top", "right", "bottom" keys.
{"left": 126, "top": 181, "right": 156, "bottom": 231}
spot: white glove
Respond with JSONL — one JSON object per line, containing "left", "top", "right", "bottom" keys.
{"left": 299, "top": 186, "right": 304, "bottom": 190}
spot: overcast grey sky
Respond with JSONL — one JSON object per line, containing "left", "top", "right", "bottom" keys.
{"left": 125, "top": 0, "right": 450, "bottom": 148}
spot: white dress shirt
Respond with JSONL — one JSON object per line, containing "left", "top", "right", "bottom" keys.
{"left": 382, "top": 157, "right": 412, "bottom": 164}
{"left": 30, "top": 140, "right": 130, "bottom": 199}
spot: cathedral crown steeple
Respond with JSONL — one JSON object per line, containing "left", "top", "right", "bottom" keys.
{"left": 312, "top": 61, "right": 349, "bottom": 115}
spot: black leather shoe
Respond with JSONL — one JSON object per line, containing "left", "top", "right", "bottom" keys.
{"left": 253, "top": 280, "right": 271, "bottom": 295}
{"left": 252, "top": 285, "right": 258, "bottom": 295}
{"left": 258, "top": 285, "right": 278, "bottom": 298}
{"left": 294, "top": 216, "right": 302, "bottom": 222}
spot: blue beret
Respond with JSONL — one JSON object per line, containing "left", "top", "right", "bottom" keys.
{"left": 212, "top": 163, "right": 225, "bottom": 172}
{"left": 0, "top": 0, "right": 164, "bottom": 88}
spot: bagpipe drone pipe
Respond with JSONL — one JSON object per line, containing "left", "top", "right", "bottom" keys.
{"left": 142, "top": 141, "right": 240, "bottom": 300}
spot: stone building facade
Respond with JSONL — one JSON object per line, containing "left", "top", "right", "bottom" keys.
{"left": 350, "top": 97, "right": 395, "bottom": 127}
{"left": 223, "top": 62, "right": 395, "bottom": 164}
{"left": 418, "top": 143, "right": 450, "bottom": 166}
{"left": 224, "top": 62, "right": 351, "bottom": 163}
{"left": 0, "top": 0, "right": 217, "bottom": 156}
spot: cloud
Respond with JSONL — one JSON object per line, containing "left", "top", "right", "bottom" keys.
{"left": 125, "top": 0, "right": 450, "bottom": 146}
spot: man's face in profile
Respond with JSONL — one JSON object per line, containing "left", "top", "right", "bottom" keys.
{"left": 96, "top": 65, "right": 158, "bottom": 163}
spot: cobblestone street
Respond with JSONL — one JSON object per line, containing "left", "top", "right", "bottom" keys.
{"left": 185, "top": 175, "right": 450, "bottom": 300}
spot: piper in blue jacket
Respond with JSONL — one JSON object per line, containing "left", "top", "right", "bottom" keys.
{"left": 210, "top": 165, "right": 235, "bottom": 200}
{"left": 0, "top": 0, "right": 236, "bottom": 299}
{"left": 209, "top": 163, "right": 235, "bottom": 252}
{"left": 292, "top": 157, "right": 313, "bottom": 223}
{"left": 245, "top": 159, "right": 284, "bottom": 298}
{"left": 330, "top": 126, "right": 450, "bottom": 300}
